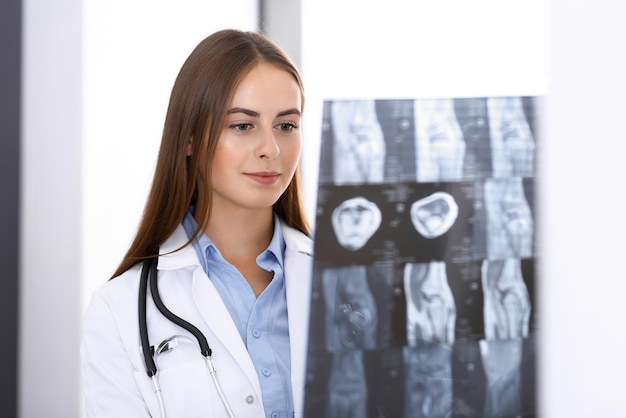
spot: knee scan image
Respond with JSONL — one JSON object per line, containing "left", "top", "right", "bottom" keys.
{"left": 331, "top": 197, "right": 382, "bottom": 251}
{"left": 331, "top": 100, "right": 386, "bottom": 185}
{"left": 410, "top": 192, "right": 459, "bottom": 239}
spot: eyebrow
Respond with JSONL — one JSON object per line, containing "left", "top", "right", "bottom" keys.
{"left": 227, "top": 107, "right": 301, "bottom": 118}
{"left": 276, "top": 108, "right": 301, "bottom": 117}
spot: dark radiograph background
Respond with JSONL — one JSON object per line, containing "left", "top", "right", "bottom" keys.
{"left": 306, "top": 97, "right": 537, "bottom": 417}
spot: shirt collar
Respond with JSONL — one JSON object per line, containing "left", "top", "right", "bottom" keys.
{"left": 181, "top": 207, "right": 285, "bottom": 271}
{"left": 266, "top": 213, "right": 285, "bottom": 270}
{"left": 181, "top": 207, "right": 211, "bottom": 273}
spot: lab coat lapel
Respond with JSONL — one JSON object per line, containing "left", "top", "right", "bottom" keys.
{"left": 159, "top": 224, "right": 251, "bottom": 374}
{"left": 190, "top": 262, "right": 263, "bottom": 396}
{"left": 282, "top": 224, "right": 314, "bottom": 417}
{"left": 285, "top": 248, "right": 312, "bottom": 365}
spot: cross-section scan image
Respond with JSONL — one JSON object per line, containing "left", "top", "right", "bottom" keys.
{"left": 331, "top": 197, "right": 382, "bottom": 251}
{"left": 410, "top": 192, "right": 459, "bottom": 239}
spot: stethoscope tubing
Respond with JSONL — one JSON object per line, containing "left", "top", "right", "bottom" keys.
{"left": 138, "top": 256, "right": 235, "bottom": 418}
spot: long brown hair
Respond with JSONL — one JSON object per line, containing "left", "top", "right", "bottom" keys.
{"left": 111, "top": 29, "right": 309, "bottom": 279}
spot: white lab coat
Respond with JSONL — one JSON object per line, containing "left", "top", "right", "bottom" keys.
{"left": 81, "top": 222, "right": 313, "bottom": 418}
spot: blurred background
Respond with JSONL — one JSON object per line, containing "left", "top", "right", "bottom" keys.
{"left": 1, "top": 0, "right": 625, "bottom": 416}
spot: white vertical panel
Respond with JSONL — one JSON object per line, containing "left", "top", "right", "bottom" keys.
{"left": 542, "top": 0, "right": 626, "bottom": 416}
{"left": 21, "top": 0, "right": 82, "bottom": 416}
{"left": 261, "top": 0, "right": 302, "bottom": 69}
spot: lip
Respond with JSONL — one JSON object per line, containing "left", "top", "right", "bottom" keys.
{"left": 245, "top": 171, "right": 280, "bottom": 185}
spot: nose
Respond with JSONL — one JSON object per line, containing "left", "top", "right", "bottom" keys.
{"left": 257, "top": 127, "right": 280, "bottom": 160}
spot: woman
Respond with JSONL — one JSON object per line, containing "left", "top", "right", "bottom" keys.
{"left": 81, "top": 29, "right": 313, "bottom": 418}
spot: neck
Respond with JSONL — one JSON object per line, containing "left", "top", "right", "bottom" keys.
{"left": 200, "top": 206, "right": 274, "bottom": 264}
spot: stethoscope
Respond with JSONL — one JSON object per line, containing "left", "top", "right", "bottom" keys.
{"left": 138, "top": 257, "right": 236, "bottom": 418}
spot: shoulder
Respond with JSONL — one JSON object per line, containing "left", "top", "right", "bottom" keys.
{"left": 81, "top": 263, "right": 146, "bottom": 377}
{"left": 85, "top": 224, "right": 200, "bottom": 324}
{"left": 91, "top": 263, "right": 143, "bottom": 305}
{"left": 83, "top": 263, "right": 144, "bottom": 341}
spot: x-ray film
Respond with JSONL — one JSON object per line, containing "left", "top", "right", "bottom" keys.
{"left": 305, "top": 97, "right": 538, "bottom": 417}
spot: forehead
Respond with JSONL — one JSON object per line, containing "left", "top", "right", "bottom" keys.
{"left": 229, "top": 62, "right": 302, "bottom": 111}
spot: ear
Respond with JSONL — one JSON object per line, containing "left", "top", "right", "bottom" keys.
{"left": 186, "top": 138, "right": 193, "bottom": 156}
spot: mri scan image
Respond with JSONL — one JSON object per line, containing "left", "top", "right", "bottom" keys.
{"left": 403, "top": 344, "right": 453, "bottom": 418}
{"left": 482, "top": 258, "right": 531, "bottom": 340}
{"left": 484, "top": 177, "right": 534, "bottom": 259}
{"left": 488, "top": 97, "right": 535, "bottom": 178}
{"left": 330, "top": 100, "right": 386, "bottom": 185}
{"left": 454, "top": 97, "right": 492, "bottom": 179}
{"left": 331, "top": 197, "right": 382, "bottom": 251}
{"left": 322, "top": 266, "right": 377, "bottom": 417}
{"left": 415, "top": 98, "right": 466, "bottom": 182}
{"left": 323, "top": 266, "right": 378, "bottom": 351}
{"left": 325, "top": 348, "right": 369, "bottom": 418}
{"left": 480, "top": 338, "right": 524, "bottom": 417}
{"left": 410, "top": 192, "right": 459, "bottom": 239}
{"left": 404, "top": 262, "right": 456, "bottom": 345}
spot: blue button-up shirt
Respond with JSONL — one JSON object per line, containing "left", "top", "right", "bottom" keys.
{"left": 182, "top": 209, "right": 293, "bottom": 418}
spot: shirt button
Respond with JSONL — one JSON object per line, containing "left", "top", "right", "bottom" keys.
{"left": 262, "top": 367, "right": 271, "bottom": 377}
{"left": 252, "top": 328, "right": 261, "bottom": 338}
{"left": 245, "top": 395, "right": 255, "bottom": 404}
{"left": 271, "top": 413, "right": 279, "bottom": 418}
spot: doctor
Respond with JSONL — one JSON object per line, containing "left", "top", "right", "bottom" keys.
{"left": 81, "top": 29, "right": 313, "bottom": 418}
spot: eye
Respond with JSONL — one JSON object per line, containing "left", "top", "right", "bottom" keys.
{"left": 230, "top": 122, "right": 254, "bottom": 132}
{"left": 276, "top": 122, "right": 299, "bottom": 132}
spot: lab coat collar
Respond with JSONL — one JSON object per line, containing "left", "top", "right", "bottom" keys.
{"left": 157, "top": 224, "right": 200, "bottom": 270}
{"left": 280, "top": 220, "right": 313, "bottom": 257}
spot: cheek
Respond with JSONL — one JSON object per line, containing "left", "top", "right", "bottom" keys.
{"left": 211, "top": 141, "right": 238, "bottom": 172}
{"left": 283, "top": 139, "right": 302, "bottom": 168}
{"left": 210, "top": 156, "right": 230, "bottom": 183}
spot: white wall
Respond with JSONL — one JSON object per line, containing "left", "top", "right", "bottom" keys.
{"left": 82, "top": 0, "right": 259, "bottom": 310}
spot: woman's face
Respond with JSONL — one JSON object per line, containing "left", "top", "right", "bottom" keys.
{"left": 209, "top": 62, "right": 302, "bottom": 216}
